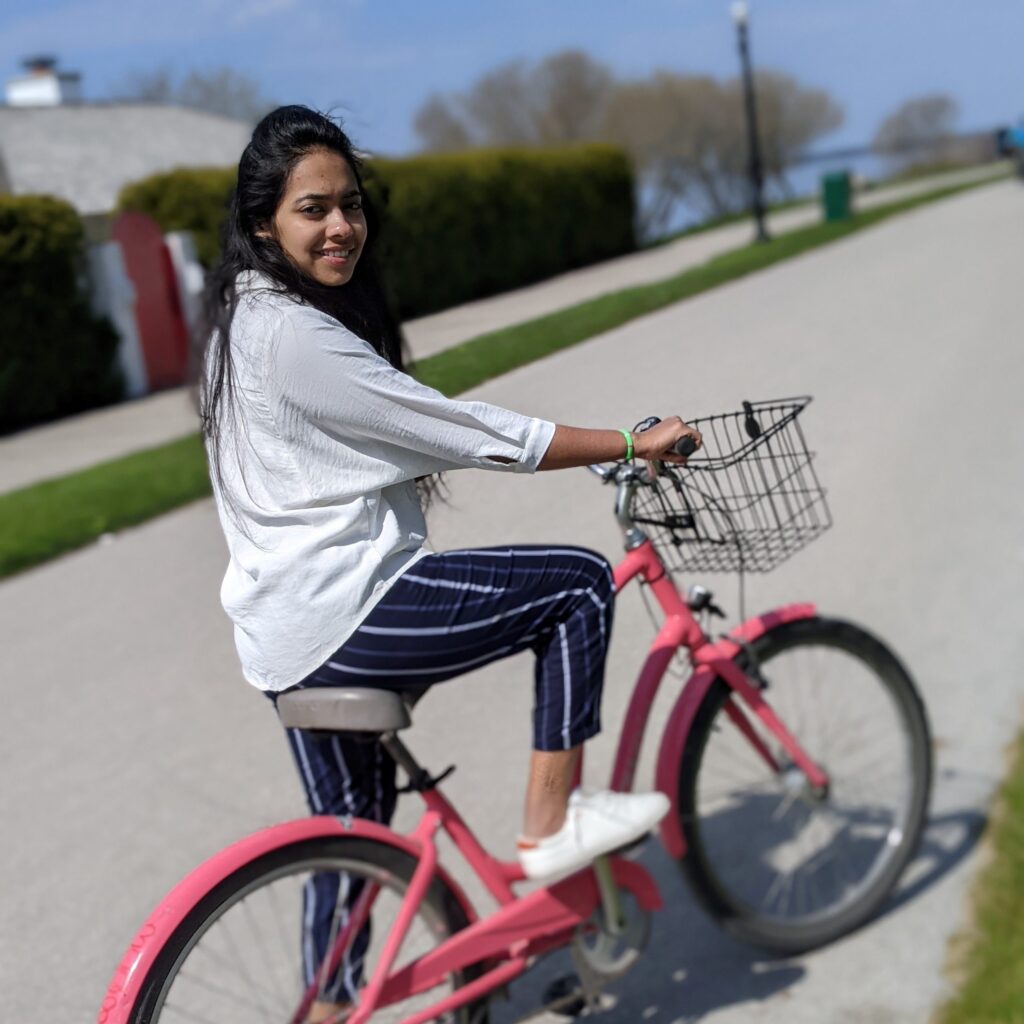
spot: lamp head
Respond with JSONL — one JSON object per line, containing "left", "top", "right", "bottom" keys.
{"left": 731, "top": 1, "right": 749, "bottom": 27}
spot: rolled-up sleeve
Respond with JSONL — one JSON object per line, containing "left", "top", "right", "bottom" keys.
{"left": 272, "top": 311, "right": 555, "bottom": 477}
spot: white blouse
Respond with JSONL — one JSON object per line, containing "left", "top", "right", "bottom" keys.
{"left": 208, "top": 275, "right": 555, "bottom": 691}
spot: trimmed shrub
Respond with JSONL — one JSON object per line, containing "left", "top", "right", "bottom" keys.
{"left": 0, "top": 196, "right": 122, "bottom": 434}
{"left": 118, "top": 166, "right": 236, "bottom": 267}
{"left": 117, "top": 144, "right": 636, "bottom": 319}
{"left": 368, "top": 146, "right": 635, "bottom": 317}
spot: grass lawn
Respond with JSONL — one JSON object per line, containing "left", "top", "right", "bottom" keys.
{"left": 0, "top": 171, "right": 1008, "bottom": 581}
{"left": 0, "top": 434, "right": 210, "bottom": 578}
{"left": 939, "top": 732, "right": 1024, "bottom": 1023}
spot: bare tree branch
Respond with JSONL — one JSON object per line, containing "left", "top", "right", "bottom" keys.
{"left": 410, "top": 51, "right": 844, "bottom": 238}
{"left": 109, "top": 66, "right": 275, "bottom": 125}
{"left": 413, "top": 94, "right": 472, "bottom": 152}
{"left": 873, "top": 94, "right": 959, "bottom": 171}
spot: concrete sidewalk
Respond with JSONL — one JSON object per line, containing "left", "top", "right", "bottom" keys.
{"left": 0, "top": 161, "right": 1005, "bottom": 495}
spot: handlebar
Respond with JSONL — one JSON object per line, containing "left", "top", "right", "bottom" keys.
{"left": 586, "top": 415, "right": 696, "bottom": 481}
{"left": 587, "top": 414, "right": 698, "bottom": 545}
{"left": 633, "top": 415, "right": 698, "bottom": 459}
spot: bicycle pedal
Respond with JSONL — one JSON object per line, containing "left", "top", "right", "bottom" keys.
{"left": 541, "top": 974, "right": 588, "bottom": 1017}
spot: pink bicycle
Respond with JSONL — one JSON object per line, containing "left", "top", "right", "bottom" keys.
{"left": 99, "top": 398, "right": 931, "bottom": 1024}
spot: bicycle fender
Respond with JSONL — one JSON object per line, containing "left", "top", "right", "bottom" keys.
{"left": 655, "top": 603, "right": 817, "bottom": 859}
{"left": 97, "top": 816, "right": 478, "bottom": 1024}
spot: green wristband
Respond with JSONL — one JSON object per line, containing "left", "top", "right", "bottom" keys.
{"left": 618, "top": 429, "right": 634, "bottom": 462}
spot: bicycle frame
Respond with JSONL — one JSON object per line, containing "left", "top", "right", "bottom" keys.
{"left": 99, "top": 515, "right": 829, "bottom": 1024}
{"left": 611, "top": 538, "right": 824, "bottom": 857}
{"left": 304, "top": 539, "right": 825, "bottom": 1023}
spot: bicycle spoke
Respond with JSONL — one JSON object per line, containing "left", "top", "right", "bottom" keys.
{"left": 266, "top": 870, "right": 306, "bottom": 996}
{"left": 159, "top": 1000, "right": 226, "bottom": 1024}
{"left": 241, "top": 888, "right": 291, "bottom": 1010}
{"left": 207, "top": 911, "right": 281, "bottom": 1022}
{"left": 169, "top": 964, "right": 283, "bottom": 1015}
{"left": 686, "top": 626, "right": 927, "bottom": 937}
{"left": 136, "top": 845, "right": 478, "bottom": 1024}
{"left": 180, "top": 938, "right": 290, "bottom": 1011}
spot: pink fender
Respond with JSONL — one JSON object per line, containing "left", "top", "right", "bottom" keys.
{"left": 97, "top": 816, "right": 478, "bottom": 1024}
{"left": 655, "top": 603, "right": 817, "bottom": 858}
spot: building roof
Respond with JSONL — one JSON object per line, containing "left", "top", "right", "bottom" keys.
{"left": 0, "top": 103, "right": 251, "bottom": 214}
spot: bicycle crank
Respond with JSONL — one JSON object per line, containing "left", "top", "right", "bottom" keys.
{"left": 570, "top": 891, "right": 651, "bottom": 1004}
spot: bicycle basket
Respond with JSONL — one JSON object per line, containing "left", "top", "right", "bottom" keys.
{"left": 634, "top": 397, "right": 831, "bottom": 573}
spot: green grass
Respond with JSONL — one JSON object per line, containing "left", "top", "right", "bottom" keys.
{"left": 0, "top": 434, "right": 210, "bottom": 577}
{"left": 939, "top": 732, "right": 1024, "bottom": 1023}
{"left": 0, "top": 173, "right": 1005, "bottom": 580}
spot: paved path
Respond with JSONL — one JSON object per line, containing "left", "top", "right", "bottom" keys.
{"left": 2, "top": 180, "right": 1022, "bottom": 1022}
{"left": 0, "top": 163, "right": 1005, "bottom": 495}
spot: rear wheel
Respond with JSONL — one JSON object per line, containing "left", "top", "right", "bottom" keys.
{"left": 678, "top": 617, "right": 931, "bottom": 953}
{"left": 128, "top": 836, "right": 489, "bottom": 1023}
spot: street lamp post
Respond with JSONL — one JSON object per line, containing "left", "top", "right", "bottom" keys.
{"left": 731, "top": 1, "right": 770, "bottom": 242}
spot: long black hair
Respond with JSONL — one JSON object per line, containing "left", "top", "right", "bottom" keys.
{"left": 199, "top": 105, "right": 407, "bottom": 491}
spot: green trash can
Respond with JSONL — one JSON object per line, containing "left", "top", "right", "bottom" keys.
{"left": 821, "top": 170, "right": 852, "bottom": 222}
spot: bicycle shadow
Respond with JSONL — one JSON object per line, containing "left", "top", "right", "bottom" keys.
{"left": 496, "top": 843, "right": 803, "bottom": 1024}
{"left": 876, "top": 806, "right": 986, "bottom": 919}
{"left": 494, "top": 806, "right": 984, "bottom": 1022}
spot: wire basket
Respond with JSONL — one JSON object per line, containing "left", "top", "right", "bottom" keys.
{"left": 633, "top": 397, "right": 831, "bottom": 574}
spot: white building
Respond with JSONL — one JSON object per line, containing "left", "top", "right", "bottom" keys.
{"left": 0, "top": 58, "right": 251, "bottom": 217}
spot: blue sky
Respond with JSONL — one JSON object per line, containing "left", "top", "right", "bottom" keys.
{"left": 1, "top": 0, "right": 1021, "bottom": 157}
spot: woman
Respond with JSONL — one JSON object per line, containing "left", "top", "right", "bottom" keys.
{"left": 201, "top": 105, "right": 700, "bottom": 1018}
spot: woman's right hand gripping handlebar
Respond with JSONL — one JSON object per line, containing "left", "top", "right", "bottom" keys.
{"left": 633, "top": 416, "right": 702, "bottom": 465}
{"left": 538, "top": 418, "right": 701, "bottom": 471}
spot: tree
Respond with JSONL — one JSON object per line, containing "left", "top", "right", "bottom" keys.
{"left": 461, "top": 60, "right": 540, "bottom": 146}
{"left": 414, "top": 50, "right": 615, "bottom": 151}
{"left": 602, "top": 73, "right": 747, "bottom": 233}
{"left": 873, "top": 94, "right": 959, "bottom": 171}
{"left": 740, "top": 71, "right": 844, "bottom": 196}
{"left": 531, "top": 50, "right": 616, "bottom": 144}
{"left": 110, "top": 66, "right": 275, "bottom": 125}
{"left": 603, "top": 70, "right": 842, "bottom": 235}
{"left": 412, "top": 95, "right": 472, "bottom": 152}
{"left": 412, "top": 52, "right": 844, "bottom": 238}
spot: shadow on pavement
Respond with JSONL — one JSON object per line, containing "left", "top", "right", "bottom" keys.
{"left": 879, "top": 807, "right": 986, "bottom": 919}
{"left": 495, "top": 844, "right": 804, "bottom": 1023}
{"left": 494, "top": 807, "right": 983, "bottom": 1022}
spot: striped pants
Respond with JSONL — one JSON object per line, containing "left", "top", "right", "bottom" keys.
{"left": 276, "top": 545, "right": 615, "bottom": 1003}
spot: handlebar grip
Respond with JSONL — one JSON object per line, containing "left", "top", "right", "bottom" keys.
{"left": 673, "top": 436, "right": 698, "bottom": 457}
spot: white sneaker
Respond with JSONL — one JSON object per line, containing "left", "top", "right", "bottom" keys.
{"left": 516, "top": 789, "right": 670, "bottom": 882}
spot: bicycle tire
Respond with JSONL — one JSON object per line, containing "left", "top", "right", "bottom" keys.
{"left": 127, "top": 835, "right": 490, "bottom": 1023}
{"left": 677, "top": 616, "right": 931, "bottom": 954}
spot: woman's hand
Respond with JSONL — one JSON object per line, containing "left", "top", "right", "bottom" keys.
{"left": 632, "top": 416, "right": 702, "bottom": 465}
{"left": 538, "top": 419, "right": 701, "bottom": 471}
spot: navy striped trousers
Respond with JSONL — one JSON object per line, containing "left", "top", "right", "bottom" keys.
{"left": 275, "top": 545, "right": 615, "bottom": 1002}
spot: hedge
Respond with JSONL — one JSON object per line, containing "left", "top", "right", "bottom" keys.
{"left": 116, "top": 144, "right": 636, "bottom": 319}
{"left": 0, "top": 196, "right": 122, "bottom": 435}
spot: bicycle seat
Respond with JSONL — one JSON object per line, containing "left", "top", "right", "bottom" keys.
{"left": 276, "top": 687, "right": 414, "bottom": 733}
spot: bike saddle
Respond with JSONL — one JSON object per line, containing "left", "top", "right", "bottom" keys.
{"left": 276, "top": 686, "right": 421, "bottom": 734}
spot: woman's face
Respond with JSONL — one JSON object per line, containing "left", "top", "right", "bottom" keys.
{"left": 269, "top": 148, "right": 367, "bottom": 287}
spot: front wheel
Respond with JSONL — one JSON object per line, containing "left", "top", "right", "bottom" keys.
{"left": 678, "top": 617, "right": 931, "bottom": 954}
{"left": 127, "top": 835, "right": 489, "bottom": 1023}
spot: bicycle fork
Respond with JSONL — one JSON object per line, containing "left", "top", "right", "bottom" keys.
{"left": 714, "top": 658, "right": 830, "bottom": 792}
